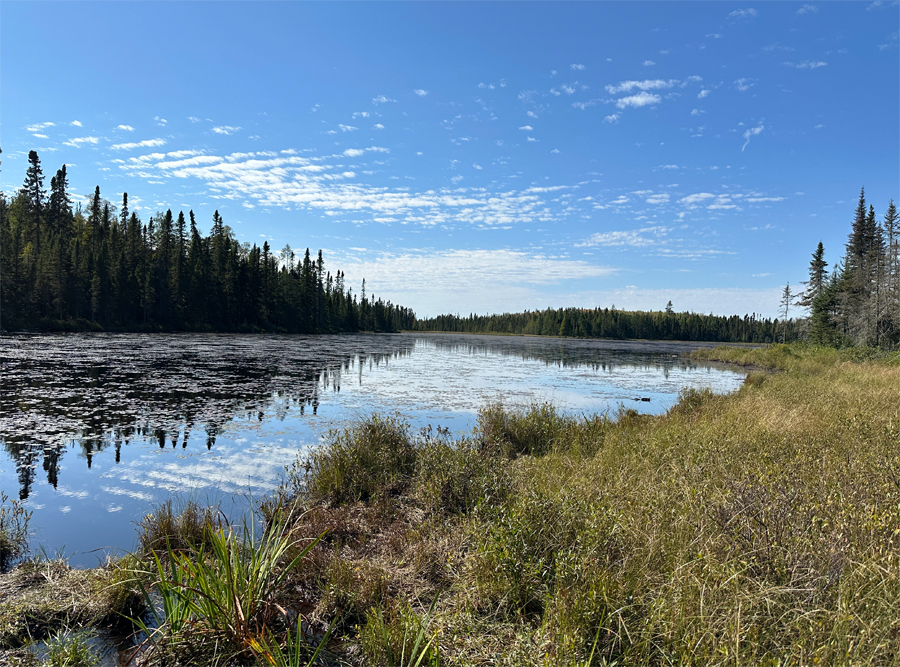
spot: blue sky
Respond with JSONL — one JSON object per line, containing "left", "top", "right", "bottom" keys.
{"left": 2, "top": 2, "right": 898, "bottom": 318}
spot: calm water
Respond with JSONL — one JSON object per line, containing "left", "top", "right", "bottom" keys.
{"left": 0, "top": 332, "right": 745, "bottom": 566}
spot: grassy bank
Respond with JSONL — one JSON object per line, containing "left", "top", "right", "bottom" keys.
{"left": 2, "top": 343, "right": 899, "bottom": 666}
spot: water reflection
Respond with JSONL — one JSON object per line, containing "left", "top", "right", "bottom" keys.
{"left": 1, "top": 333, "right": 421, "bottom": 500}
{"left": 0, "top": 333, "right": 744, "bottom": 502}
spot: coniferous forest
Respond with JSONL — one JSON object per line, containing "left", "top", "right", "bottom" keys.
{"left": 2, "top": 153, "right": 898, "bottom": 349}
{"left": 0, "top": 151, "right": 416, "bottom": 333}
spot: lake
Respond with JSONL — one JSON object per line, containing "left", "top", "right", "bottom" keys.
{"left": 0, "top": 332, "right": 746, "bottom": 567}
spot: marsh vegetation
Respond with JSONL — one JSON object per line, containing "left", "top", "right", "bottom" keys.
{"left": 2, "top": 343, "right": 898, "bottom": 665}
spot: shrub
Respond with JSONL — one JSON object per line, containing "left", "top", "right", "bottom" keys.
{"left": 0, "top": 491, "right": 30, "bottom": 571}
{"left": 414, "top": 439, "right": 511, "bottom": 516}
{"left": 476, "top": 402, "right": 565, "bottom": 457}
{"left": 137, "top": 499, "right": 223, "bottom": 556}
{"left": 301, "top": 414, "right": 417, "bottom": 506}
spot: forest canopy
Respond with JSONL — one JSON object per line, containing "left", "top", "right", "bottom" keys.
{"left": 0, "top": 151, "right": 416, "bottom": 333}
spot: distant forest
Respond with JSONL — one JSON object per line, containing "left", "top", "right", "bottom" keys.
{"left": 417, "top": 188, "right": 899, "bottom": 348}
{"left": 417, "top": 308, "right": 796, "bottom": 344}
{"left": 0, "top": 151, "right": 416, "bottom": 332}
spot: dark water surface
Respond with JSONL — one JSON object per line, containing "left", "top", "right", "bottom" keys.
{"left": 0, "top": 332, "right": 745, "bottom": 566}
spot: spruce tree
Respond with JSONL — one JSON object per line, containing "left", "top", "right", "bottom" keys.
{"left": 797, "top": 241, "right": 828, "bottom": 309}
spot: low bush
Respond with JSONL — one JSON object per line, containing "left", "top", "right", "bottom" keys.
{"left": 0, "top": 491, "right": 31, "bottom": 571}
{"left": 136, "top": 499, "right": 223, "bottom": 556}
{"left": 301, "top": 414, "right": 417, "bottom": 506}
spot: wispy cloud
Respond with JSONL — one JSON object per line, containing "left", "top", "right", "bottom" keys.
{"left": 62, "top": 136, "right": 100, "bottom": 148}
{"left": 796, "top": 4, "right": 818, "bottom": 14}
{"left": 413, "top": 89, "right": 429, "bottom": 96}
{"left": 784, "top": 60, "right": 828, "bottom": 69}
{"left": 571, "top": 63, "right": 586, "bottom": 71}
{"left": 698, "top": 89, "right": 710, "bottom": 99}
{"left": 643, "top": 60, "right": 656, "bottom": 66}
{"left": 576, "top": 225, "right": 669, "bottom": 248}
{"left": 26, "top": 122, "right": 55, "bottom": 132}
{"left": 616, "top": 92, "right": 661, "bottom": 109}
{"left": 111, "top": 138, "right": 167, "bottom": 151}
{"left": 605, "top": 79, "right": 676, "bottom": 94}
{"left": 117, "top": 124, "right": 135, "bottom": 131}
{"left": 519, "top": 125, "right": 533, "bottom": 131}
{"left": 32, "top": 133, "right": 49, "bottom": 139}
{"left": 70, "top": 120, "right": 83, "bottom": 127}
{"left": 604, "top": 114, "right": 620, "bottom": 124}
{"left": 338, "top": 124, "right": 358, "bottom": 132}
{"left": 741, "top": 124, "right": 764, "bottom": 151}
{"left": 373, "top": 95, "right": 397, "bottom": 104}
{"left": 727, "top": 8, "right": 758, "bottom": 19}
{"left": 212, "top": 125, "right": 242, "bottom": 135}
{"left": 118, "top": 149, "right": 571, "bottom": 231}
{"left": 734, "top": 78, "right": 755, "bottom": 92}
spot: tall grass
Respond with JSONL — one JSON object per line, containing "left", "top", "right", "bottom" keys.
{"left": 133, "top": 503, "right": 326, "bottom": 664}
{"left": 0, "top": 490, "right": 31, "bottom": 571}
{"left": 275, "top": 344, "right": 900, "bottom": 665}
{"left": 113, "top": 344, "right": 898, "bottom": 665}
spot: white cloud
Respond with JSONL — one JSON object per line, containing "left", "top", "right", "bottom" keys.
{"left": 728, "top": 8, "right": 758, "bottom": 19}
{"left": 154, "top": 116, "right": 168, "bottom": 125}
{"left": 741, "top": 124, "right": 764, "bottom": 151}
{"left": 643, "top": 60, "right": 656, "bottom": 66}
{"left": 117, "top": 124, "right": 135, "bottom": 131}
{"left": 526, "top": 137, "right": 538, "bottom": 142}
{"left": 605, "top": 79, "right": 676, "bottom": 94}
{"left": 519, "top": 125, "right": 534, "bottom": 131}
{"left": 616, "top": 92, "right": 661, "bottom": 109}
{"left": 679, "top": 193, "right": 717, "bottom": 207}
{"left": 70, "top": 120, "right": 83, "bottom": 127}
{"left": 373, "top": 123, "right": 385, "bottom": 129}
{"left": 526, "top": 111, "right": 538, "bottom": 119}
{"left": 62, "top": 136, "right": 100, "bottom": 147}
{"left": 786, "top": 60, "right": 828, "bottom": 69}
{"left": 26, "top": 122, "right": 55, "bottom": 132}
{"left": 342, "top": 146, "right": 390, "bottom": 158}
{"left": 796, "top": 4, "right": 818, "bottom": 13}
{"left": 111, "top": 138, "right": 167, "bottom": 151}
{"left": 698, "top": 89, "right": 710, "bottom": 99}
{"left": 646, "top": 194, "right": 670, "bottom": 205}
{"left": 659, "top": 164, "right": 679, "bottom": 169}
{"left": 550, "top": 148, "right": 560, "bottom": 154}
{"left": 118, "top": 149, "right": 572, "bottom": 231}
{"left": 32, "top": 133, "right": 49, "bottom": 139}
{"left": 373, "top": 95, "right": 397, "bottom": 104}
{"left": 188, "top": 116, "right": 201, "bottom": 123}
{"left": 734, "top": 78, "right": 755, "bottom": 91}
{"left": 212, "top": 125, "right": 242, "bottom": 135}
{"left": 414, "top": 89, "right": 429, "bottom": 96}
{"left": 560, "top": 84, "right": 576, "bottom": 95}
{"left": 604, "top": 114, "right": 620, "bottom": 124}
{"left": 571, "top": 63, "right": 586, "bottom": 70}
{"left": 746, "top": 196, "right": 785, "bottom": 202}
{"left": 577, "top": 225, "right": 669, "bottom": 247}
{"left": 338, "top": 124, "right": 358, "bottom": 132}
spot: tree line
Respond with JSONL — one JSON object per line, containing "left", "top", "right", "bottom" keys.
{"left": 418, "top": 307, "right": 798, "bottom": 344}
{"left": 0, "top": 151, "right": 416, "bottom": 333}
{"left": 795, "top": 188, "right": 899, "bottom": 347}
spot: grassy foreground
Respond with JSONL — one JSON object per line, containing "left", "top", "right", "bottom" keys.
{"left": 2, "top": 343, "right": 899, "bottom": 666}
